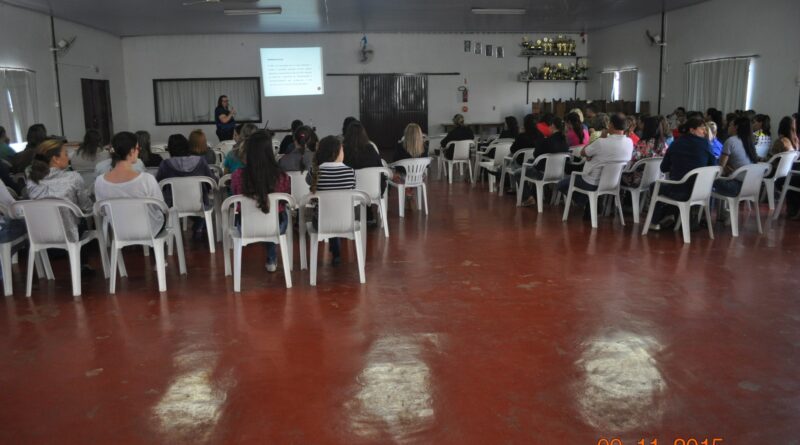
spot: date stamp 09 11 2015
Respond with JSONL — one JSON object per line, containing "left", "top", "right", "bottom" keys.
{"left": 597, "top": 439, "right": 724, "bottom": 445}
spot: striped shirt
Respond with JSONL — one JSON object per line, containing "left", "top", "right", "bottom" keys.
{"left": 307, "top": 162, "right": 355, "bottom": 191}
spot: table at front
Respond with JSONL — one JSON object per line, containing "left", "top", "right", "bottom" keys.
{"left": 440, "top": 122, "right": 504, "bottom": 135}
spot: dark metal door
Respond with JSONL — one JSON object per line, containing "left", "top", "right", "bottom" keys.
{"left": 359, "top": 74, "right": 427, "bottom": 152}
{"left": 81, "top": 79, "right": 113, "bottom": 145}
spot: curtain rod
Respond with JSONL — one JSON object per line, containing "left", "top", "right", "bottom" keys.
{"left": 599, "top": 68, "right": 638, "bottom": 74}
{"left": 685, "top": 55, "right": 759, "bottom": 65}
{"left": 327, "top": 72, "right": 460, "bottom": 76}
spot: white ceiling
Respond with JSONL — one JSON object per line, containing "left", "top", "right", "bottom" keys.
{"left": 5, "top": 0, "right": 708, "bottom": 36}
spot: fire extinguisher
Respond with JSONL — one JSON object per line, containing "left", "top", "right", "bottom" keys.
{"left": 458, "top": 85, "right": 469, "bottom": 103}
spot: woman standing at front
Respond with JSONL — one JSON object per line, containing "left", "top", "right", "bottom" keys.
{"left": 214, "top": 95, "right": 236, "bottom": 142}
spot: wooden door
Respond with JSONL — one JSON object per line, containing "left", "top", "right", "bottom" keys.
{"left": 81, "top": 79, "right": 113, "bottom": 144}
{"left": 359, "top": 74, "right": 428, "bottom": 152}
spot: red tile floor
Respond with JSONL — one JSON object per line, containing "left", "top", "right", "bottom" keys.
{"left": 1, "top": 177, "right": 799, "bottom": 444}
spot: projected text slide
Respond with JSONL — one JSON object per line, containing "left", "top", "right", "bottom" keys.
{"left": 260, "top": 47, "right": 324, "bottom": 97}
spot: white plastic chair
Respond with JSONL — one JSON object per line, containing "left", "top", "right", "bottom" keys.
{"left": 388, "top": 157, "right": 431, "bottom": 218}
{"left": 94, "top": 198, "right": 186, "bottom": 293}
{"left": 476, "top": 141, "right": 513, "bottom": 192}
{"left": 214, "top": 174, "right": 232, "bottom": 242}
{"left": 474, "top": 138, "right": 514, "bottom": 183}
{"left": 159, "top": 176, "right": 217, "bottom": 253}
{"left": 711, "top": 163, "right": 770, "bottom": 236}
{"left": 761, "top": 151, "right": 799, "bottom": 210}
{"left": 355, "top": 167, "right": 392, "bottom": 237}
{"left": 212, "top": 149, "right": 225, "bottom": 165}
{"left": 642, "top": 166, "right": 720, "bottom": 243}
{"left": 0, "top": 204, "right": 28, "bottom": 296}
{"left": 442, "top": 140, "right": 474, "bottom": 184}
{"left": 562, "top": 161, "right": 627, "bottom": 228}
{"left": 221, "top": 194, "right": 295, "bottom": 291}
{"left": 755, "top": 141, "right": 771, "bottom": 160}
{"left": 287, "top": 171, "right": 312, "bottom": 270}
{"left": 214, "top": 140, "right": 236, "bottom": 155}
{"left": 209, "top": 164, "right": 224, "bottom": 179}
{"left": 299, "top": 190, "right": 370, "bottom": 286}
{"left": 11, "top": 199, "right": 106, "bottom": 297}
{"left": 772, "top": 169, "right": 800, "bottom": 220}
{"left": 519, "top": 153, "right": 570, "bottom": 212}
{"left": 498, "top": 148, "right": 535, "bottom": 197}
{"left": 620, "top": 157, "right": 664, "bottom": 224}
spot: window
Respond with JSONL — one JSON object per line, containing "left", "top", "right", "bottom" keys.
{"left": 601, "top": 69, "right": 638, "bottom": 107}
{"left": 685, "top": 57, "right": 752, "bottom": 112}
{"left": 0, "top": 68, "right": 38, "bottom": 143}
{"left": 153, "top": 77, "right": 262, "bottom": 125}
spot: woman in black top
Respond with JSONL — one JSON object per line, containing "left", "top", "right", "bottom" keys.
{"left": 499, "top": 116, "right": 519, "bottom": 139}
{"left": 214, "top": 95, "right": 236, "bottom": 142}
{"left": 517, "top": 118, "right": 569, "bottom": 206}
{"left": 510, "top": 114, "right": 543, "bottom": 154}
{"left": 343, "top": 121, "right": 382, "bottom": 170}
{"left": 279, "top": 119, "right": 303, "bottom": 154}
{"left": 440, "top": 114, "right": 474, "bottom": 159}
{"left": 135, "top": 130, "right": 163, "bottom": 167}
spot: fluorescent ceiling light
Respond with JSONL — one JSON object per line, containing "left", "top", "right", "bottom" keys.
{"left": 224, "top": 7, "right": 282, "bottom": 15}
{"left": 471, "top": 8, "right": 526, "bottom": 15}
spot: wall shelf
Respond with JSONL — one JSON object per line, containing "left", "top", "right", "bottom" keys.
{"left": 520, "top": 55, "right": 588, "bottom": 104}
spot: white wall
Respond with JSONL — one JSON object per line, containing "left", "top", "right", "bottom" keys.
{"left": 0, "top": 3, "right": 127, "bottom": 142}
{"left": 122, "top": 33, "right": 588, "bottom": 142}
{"left": 588, "top": 0, "right": 800, "bottom": 119}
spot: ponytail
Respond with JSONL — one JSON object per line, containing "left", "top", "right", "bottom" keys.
{"left": 29, "top": 139, "right": 64, "bottom": 183}
{"left": 566, "top": 112, "right": 584, "bottom": 144}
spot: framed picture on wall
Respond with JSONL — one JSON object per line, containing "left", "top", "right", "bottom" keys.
{"left": 485, "top": 45, "right": 493, "bottom": 57}
{"left": 474, "top": 42, "right": 481, "bottom": 55}
{"left": 497, "top": 46, "right": 504, "bottom": 58}
{"left": 464, "top": 40, "right": 471, "bottom": 53}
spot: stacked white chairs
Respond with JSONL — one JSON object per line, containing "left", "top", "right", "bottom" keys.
{"left": 772, "top": 168, "right": 800, "bottom": 220}
{"left": 214, "top": 140, "right": 236, "bottom": 155}
{"left": 94, "top": 198, "right": 186, "bottom": 293}
{"left": 214, "top": 174, "right": 232, "bottom": 243}
{"left": 299, "top": 190, "right": 370, "bottom": 286}
{"left": 620, "top": 157, "right": 664, "bottom": 224}
{"left": 441, "top": 140, "right": 474, "bottom": 184}
{"left": 221, "top": 194, "right": 295, "bottom": 291}
{"left": 519, "top": 153, "right": 570, "bottom": 212}
{"left": 355, "top": 167, "right": 393, "bottom": 237}
{"left": 761, "top": 151, "right": 799, "bottom": 211}
{"left": 562, "top": 161, "right": 627, "bottom": 228}
{"left": 12, "top": 198, "right": 107, "bottom": 297}
{"left": 476, "top": 140, "right": 513, "bottom": 192}
{"left": 473, "top": 138, "right": 513, "bottom": 183}
{"left": 212, "top": 149, "right": 225, "bottom": 166}
{"left": 388, "top": 157, "right": 432, "bottom": 218}
{"left": 711, "top": 163, "right": 770, "bottom": 236}
{"left": 159, "top": 177, "right": 217, "bottom": 253}
{"left": 498, "top": 148, "right": 535, "bottom": 197}
{"left": 642, "top": 166, "right": 720, "bottom": 243}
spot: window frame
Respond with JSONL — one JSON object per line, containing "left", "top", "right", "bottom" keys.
{"left": 152, "top": 76, "right": 263, "bottom": 126}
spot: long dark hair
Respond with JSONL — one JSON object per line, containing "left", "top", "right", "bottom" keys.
{"left": 0, "top": 126, "right": 7, "bottom": 143}
{"left": 566, "top": 112, "right": 584, "bottom": 144}
{"left": 293, "top": 125, "right": 317, "bottom": 172}
{"left": 135, "top": 130, "right": 152, "bottom": 163}
{"left": 550, "top": 117, "right": 567, "bottom": 145}
{"left": 732, "top": 117, "right": 757, "bottom": 162}
{"left": 343, "top": 121, "right": 371, "bottom": 161}
{"left": 641, "top": 116, "right": 663, "bottom": 144}
{"left": 311, "top": 136, "right": 342, "bottom": 193}
{"left": 241, "top": 130, "right": 281, "bottom": 213}
{"left": 504, "top": 116, "right": 519, "bottom": 137}
{"left": 77, "top": 129, "right": 103, "bottom": 157}
{"left": 217, "top": 95, "right": 228, "bottom": 108}
{"left": 26, "top": 124, "right": 47, "bottom": 151}
{"left": 679, "top": 116, "right": 707, "bottom": 134}
{"left": 522, "top": 114, "right": 542, "bottom": 140}
{"left": 110, "top": 132, "right": 139, "bottom": 167}
{"left": 754, "top": 114, "right": 771, "bottom": 136}
{"left": 777, "top": 116, "right": 794, "bottom": 140}
{"left": 342, "top": 116, "right": 357, "bottom": 135}
{"left": 29, "top": 139, "right": 63, "bottom": 183}
{"left": 167, "top": 134, "right": 190, "bottom": 157}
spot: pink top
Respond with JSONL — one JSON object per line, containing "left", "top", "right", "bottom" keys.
{"left": 231, "top": 169, "right": 291, "bottom": 213}
{"left": 566, "top": 127, "right": 590, "bottom": 147}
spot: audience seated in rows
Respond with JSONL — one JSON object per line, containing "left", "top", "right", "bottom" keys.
{"left": 190, "top": 129, "right": 216, "bottom": 166}
{"left": 440, "top": 114, "right": 474, "bottom": 159}
{"left": 278, "top": 125, "right": 316, "bottom": 173}
{"left": 136, "top": 131, "right": 163, "bottom": 168}
{"left": 519, "top": 117, "right": 570, "bottom": 206}
{"left": 279, "top": 119, "right": 304, "bottom": 155}
{"left": 224, "top": 123, "right": 258, "bottom": 175}
{"left": 71, "top": 129, "right": 108, "bottom": 171}
{"left": 621, "top": 116, "right": 668, "bottom": 187}
{"left": 565, "top": 112, "right": 589, "bottom": 147}
{"left": 11, "top": 124, "right": 47, "bottom": 173}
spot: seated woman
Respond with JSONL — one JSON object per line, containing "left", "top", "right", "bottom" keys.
{"left": 770, "top": 116, "right": 800, "bottom": 218}
{"left": 392, "top": 123, "right": 427, "bottom": 188}
{"left": 135, "top": 130, "right": 163, "bottom": 168}
{"left": 714, "top": 116, "right": 758, "bottom": 197}
{"left": 279, "top": 119, "right": 304, "bottom": 155}
{"left": 440, "top": 114, "right": 474, "bottom": 159}
{"left": 94, "top": 132, "right": 165, "bottom": 237}
{"left": 519, "top": 117, "right": 569, "bottom": 206}
{"left": 536, "top": 113, "right": 555, "bottom": 138}
{"left": 0, "top": 126, "right": 16, "bottom": 162}
{"left": 189, "top": 129, "right": 216, "bottom": 166}
{"left": 753, "top": 114, "right": 772, "bottom": 151}
{"left": 26, "top": 138, "right": 95, "bottom": 272}
{"left": 70, "top": 129, "right": 109, "bottom": 171}
{"left": 565, "top": 112, "right": 589, "bottom": 147}
{"left": 621, "top": 116, "right": 668, "bottom": 187}
{"left": 343, "top": 121, "right": 385, "bottom": 203}
{"left": 278, "top": 125, "right": 317, "bottom": 173}
{"left": 589, "top": 114, "right": 609, "bottom": 143}
{"left": 625, "top": 115, "right": 640, "bottom": 145}
{"left": 706, "top": 122, "right": 723, "bottom": 159}
{"left": 223, "top": 123, "right": 258, "bottom": 175}
{"left": 510, "top": 114, "right": 543, "bottom": 154}
{"left": 499, "top": 116, "right": 519, "bottom": 140}
{"left": 0, "top": 180, "right": 26, "bottom": 245}
{"left": 11, "top": 124, "right": 48, "bottom": 174}
{"left": 306, "top": 135, "right": 356, "bottom": 265}
{"left": 231, "top": 130, "right": 290, "bottom": 272}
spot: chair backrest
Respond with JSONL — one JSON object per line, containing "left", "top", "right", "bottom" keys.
{"left": 447, "top": 140, "right": 473, "bottom": 161}
{"left": 592, "top": 161, "right": 627, "bottom": 193}
{"left": 634, "top": 157, "right": 664, "bottom": 190}
{"left": 355, "top": 167, "right": 392, "bottom": 201}
{"left": 11, "top": 198, "right": 81, "bottom": 244}
{"left": 95, "top": 198, "right": 168, "bottom": 242}
{"left": 491, "top": 141, "right": 513, "bottom": 165}
{"left": 685, "top": 166, "right": 721, "bottom": 202}
{"left": 145, "top": 167, "right": 159, "bottom": 177}
{"left": 223, "top": 194, "right": 294, "bottom": 239}
{"left": 392, "top": 158, "right": 431, "bottom": 186}
{"left": 303, "top": 190, "right": 370, "bottom": 235}
{"left": 536, "top": 153, "right": 570, "bottom": 181}
{"left": 209, "top": 164, "right": 224, "bottom": 179}
{"left": 755, "top": 141, "right": 770, "bottom": 159}
{"left": 511, "top": 148, "right": 536, "bottom": 167}
{"left": 213, "top": 149, "right": 225, "bottom": 165}
{"left": 271, "top": 139, "right": 281, "bottom": 156}
{"left": 159, "top": 176, "right": 216, "bottom": 213}
{"left": 770, "top": 151, "right": 799, "bottom": 180}
{"left": 731, "top": 163, "right": 770, "bottom": 198}
{"left": 287, "top": 171, "right": 311, "bottom": 204}
{"left": 214, "top": 140, "right": 236, "bottom": 154}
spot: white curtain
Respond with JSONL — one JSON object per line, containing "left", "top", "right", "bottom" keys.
{"left": 155, "top": 78, "right": 260, "bottom": 124}
{"left": 599, "top": 72, "right": 615, "bottom": 102}
{"left": 686, "top": 58, "right": 750, "bottom": 112}
{"left": 0, "top": 69, "right": 38, "bottom": 143}
{"left": 619, "top": 69, "right": 639, "bottom": 102}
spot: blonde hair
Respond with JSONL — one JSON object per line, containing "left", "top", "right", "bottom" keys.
{"left": 188, "top": 129, "right": 208, "bottom": 155}
{"left": 453, "top": 114, "right": 465, "bottom": 126}
{"left": 569, "top": 108, "right": 584, "bottom": 123}
{"left": 403, "top": 123, "right": 424, "bottom": 158}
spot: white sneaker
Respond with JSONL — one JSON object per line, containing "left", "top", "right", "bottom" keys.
{"left": 265, "top": 262, "right": 277, "bottom": 273}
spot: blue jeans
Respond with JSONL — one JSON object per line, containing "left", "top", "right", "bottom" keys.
{"left": 713, "top": 179, "right": 743, "bottom": 197}
{"left": 0, "top": 219, "right": 26, "bottom": 243}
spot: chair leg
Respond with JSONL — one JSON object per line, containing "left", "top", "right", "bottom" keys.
{"left": 223, "top": 225, "right": 231, "bottom": 277}
{"left": 279, "top": 235, "right": 292, "bottom": 289}
{"left": 143, "top": 246, "right": 150, "bottom": 257}
{"left": 40, "top": 251, "right": 54, "bottom": 280}
{"left": 153, "top": 241, "right": 167, "bottom": 292}
{"left": 488, "top": 174, "right": 495, "bottom": 193}
{"left": 729, "top": 198, "right": 740, "bottom": 237}
{"left": 588, "top": 194, "right": 598, "bottom": 228}
{"left": 67, "top": 245, "right": 81, "bottom": 297}
{"left": 615, "top": 193, "right": 625, "bottom": 226}
{"left": 354, "top": 232, "right": 366, "bottom": 284}
{"left": 25, "top": 247, "right": 35, "bottom": 297}
{"left": 233, "top": 238, "right": 242, "bottom": 292}
{"left": 704, "top": 203, "right": 715, "bottom": 240}
{"left": 467, "top": 162, "right": 474, "bottom": 184}
{"left": 109, "top": 243, "right": 118, "bottom": 294}
{"left": 380, "top": 202, "right": 389, "bottom": 237}
{"left": 398, "top": 185, "right": 406, "bottom": 218}
{"left": 535, "top": 182, "right": 545, "bottom": 213}
{"left": 422, "top": 184, "right": 429, "bottom": 215}
{"left": 516, "top": 179, "right": 525, "bottom": 207}
{"left": 630, "top": 190, "right": 641, "bottom": 224}
{"left": 498, "top": 170, "right": 506, "bottom": 196}
{"left": 204, "top": 211, "right": 216, "bottom": 253}
{"left": 679, "top": 205, "right": 692, "bottom": 243}
{"left": 754, "top": 198, "right": 763, "bottom": 234}
{"left": 447, "top": 163, "right": 453, "bottom": 184}
{"left": 765, "top": 181, "right": 775, "bottom": 210}
{"left": 309, "top": 234, "right": 319, "bottom": 286}
{"left": 562, "top": 187, "right": 574, "bottom": 222}
{"left": 299, "top": 217, "right": 308, "bottom": 271}
{"left": 172, "top": 213, "right": 187, "bottom": 275}
{"left": 2, "top": 244, "right": 13, "bottom": 296}
{"left": 285, "top": 215, "right": 294, "bottom": 272}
